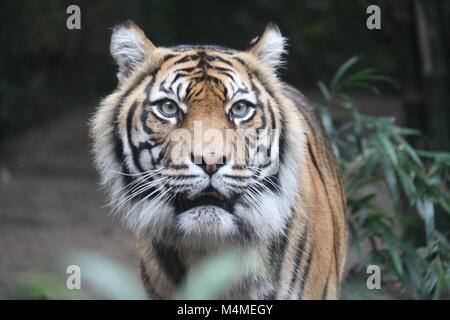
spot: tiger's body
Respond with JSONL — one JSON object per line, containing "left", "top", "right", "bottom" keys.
{"left": 90, "top": 21, "right": 347, "bottom": 299}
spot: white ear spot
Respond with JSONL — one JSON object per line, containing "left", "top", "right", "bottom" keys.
{"left": 248, "top": 22, "right": 287, "bottom": 71}
{"left": 110, "top": 20, "right": 155, "bottom": 76}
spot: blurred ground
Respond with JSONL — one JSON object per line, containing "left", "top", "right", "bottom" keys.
{"left": 0, "top": 105, "right": 139, "bottom": 297}
{"left": 0, "top": 90, "right": 403, "bottom": 299}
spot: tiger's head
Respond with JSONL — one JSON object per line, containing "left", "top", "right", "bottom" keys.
{"left": 91, "top": 21, "right": 305, "bottom": 248}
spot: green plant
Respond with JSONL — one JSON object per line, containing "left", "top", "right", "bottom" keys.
{"left": 2, "top": 249, "right": 246, "bottom": 300}
{"left": 316, "top": 57, "right": 450, "bottom": 299}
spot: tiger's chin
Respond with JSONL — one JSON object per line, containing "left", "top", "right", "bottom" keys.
{"left": 175, "top": 205, "right": 239, "bottom": 245}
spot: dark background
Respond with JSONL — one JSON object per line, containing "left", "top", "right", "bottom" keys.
{"left": 0, "top": 0, "right": 449, "bottom": 299}
{"left": 1, "top": 0, "right": 448, "bottom": 149}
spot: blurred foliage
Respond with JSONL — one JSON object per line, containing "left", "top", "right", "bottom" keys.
{"left": 1, "top": 273, "right": 89, "bottom": 300}
{"left": 0, "top": 0, "right": 399, "bottom": 142}
{"left": 1, "top": 249, "right": 247, "bottom": 300}
{"left": 317, "top": 57, "right": 450, "bottom": 299}
{"left": 65, "top": 251, "right": 148, "bottom": 299}
{"left": 175, "top": 249, "right": 253, "bottom": 300}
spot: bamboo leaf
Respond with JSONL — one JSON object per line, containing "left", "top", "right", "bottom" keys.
{"left": 331, "top": 56, "right": 360, "bottom": 93}
{"left": 317, "top": 81, "right": 332, "bottom": 101}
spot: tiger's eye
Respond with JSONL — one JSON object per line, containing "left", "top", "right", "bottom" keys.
{"left": 159, "top": 100, "right": 179, "bottom": 116}
{"left": 230, "top": 101, "right": 251, "bottom": 118}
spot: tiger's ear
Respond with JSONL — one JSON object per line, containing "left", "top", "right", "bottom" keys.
{"left": 110, "top": 20, "right": 156, "bottom": 78}
{"left": 247, "top": 22, "right": 287, "bottom": 71}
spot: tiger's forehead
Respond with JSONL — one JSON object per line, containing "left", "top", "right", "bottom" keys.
{"left": 169, "top": 44, "right": 237, "bottom": 55}
{"left": 161, "top": 47, "right": 245, "bottom": 75}
{"left": 151, "top": 47, "right": 252, "bottom": 105}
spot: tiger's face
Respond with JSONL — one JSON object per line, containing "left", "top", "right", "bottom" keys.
{"left": 92, "top": 21, "right": 304, "bottom": 248}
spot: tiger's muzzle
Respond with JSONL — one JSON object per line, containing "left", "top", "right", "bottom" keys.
{"left": 173, "top": 186, "right": 235, "bottom": 215}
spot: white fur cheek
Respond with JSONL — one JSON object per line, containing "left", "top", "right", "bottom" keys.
{"left": 234, "top": 191, "right": 290, "bottom": 241}
{"left": 139, "top": 149, "right": 153, "bottom": 171}
{"left": 119, "top": 200, "right": 176, "bottom": 238}
{"left": 175, "top": 207, "right": 238, "bottom": 238}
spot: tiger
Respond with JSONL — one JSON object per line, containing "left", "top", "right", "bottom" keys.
{"left": 90, "top": 20, "right": 347, "bottom": 300}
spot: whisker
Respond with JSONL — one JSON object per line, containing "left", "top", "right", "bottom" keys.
{"left": 112, "top": 176, "right": 174, "bottom": 213}
{"left": 125, "top": 177, "right": 178, "bottom": 217}
{"left": 109, "top": 168, "right": 164, "bottom": 197}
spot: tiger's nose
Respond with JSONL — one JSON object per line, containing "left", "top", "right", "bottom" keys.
{"left": 191, "top": 152, "right": 227, "bottom": 175}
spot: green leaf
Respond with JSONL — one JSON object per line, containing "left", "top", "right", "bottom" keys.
{"left": 417, "top": 150, "right": 450, "bottom": 161}
{"left": 65, "top": 251, "right": 147, "bottom": 300}
{"left": 330, "top": 56, "right": 360, "bottom": 93}
{"left": 384, "top": 234, "right": 405, "bottom": 277}
{"left": 396, "top": 166, "right": 417, "bottom": 201}
{"left": 317, "top": 81, "right": 332, "bottom": 101}
{"left": 376, "top": 130, "right": 399, "bottom": 167}
{"left": 175, "top": 249, "right": 253, "bottom": 300}
{"left": 392, "top": 134, "right": 423, "bottom": 167}
{"left": 315, "top": 57, "right": 450, "bottom": 300}
{"left": 416, "top": 198, "right": 436, "bottom": 245}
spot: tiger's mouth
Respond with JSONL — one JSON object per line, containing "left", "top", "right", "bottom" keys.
{"left": 174, "top": 187, "right": 233, "bottom": 214}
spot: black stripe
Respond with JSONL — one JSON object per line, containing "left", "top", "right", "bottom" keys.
{"left": 169, "top": 72, "right": 184, "bottom": 88}
{"left": 126, "top": 101, "right": 145, "bottom": 173}
{"left": 206, "top": 54, "right": 233, "bottom": 66}
{"left": 287, "top": 224, "right": 308, "bottom": 296}
{"left": 267, "top": 209, "right": 294, "bottom": 299}
{"left": 153, "top": 242, "right": 186, "bottom": 286}
{"left": 159, "top": 79, "right": 173, "bottom": 95}
{"left": 113, "top": 72, "right": 151, "bottom": 189}
{"left": 186, "top": 86, "right": 204, "bottom": 102}
{"left": 113, "top": 72, "right": 150, "bottom": 163}
{"left": 298, "top": 245, "right": 314, "bottom": 299}
{"left": 248, "top": 70, "right": 286, "bottom": 168}
{"left": 170, "top": 164, "right": 189, "bottom": 170}
{"left": 277, "top": 112, "right": 286, "bottom": 180}
{"left": 248, "top": 73, "right": 261, "bottom": 100}
{"left": 162, "top": 54, "right": 177, "bottom": 62}
{"left": 255, "top": 113, "right": 267, "bottom": 132}
{"left": 235, "top": 218, "right": 255, "bottom": 242}
{"left": 321, "top": 276, "right": 329, "bottom": 300}
{"left": 231, "top": 87, "right": 249, "bottom": 99}
{"left": 140, "top": 261, "right": 161, "bottom": 299}
{"left": 174, "top": 54, "right": 200, "bottom": 65}
{"left": 232, "top": 56, "right": 248, "bottom": 68}
{"left": 267, "top": 101, "right": 277, "bottom": 130}
{"left": 144, "top": 69, "right": 160, "bottom": 97}
{"left": 216, "top": 70, "right": 237, "bottom": 83}
{"left": 140, "top": 104, "right": 154, "bottom": 135}
{"left": 173, "top": 66, "right": 199, "bottom": 73}
{"left": 307, "top": 142, "right": 323, "bottom": 181}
